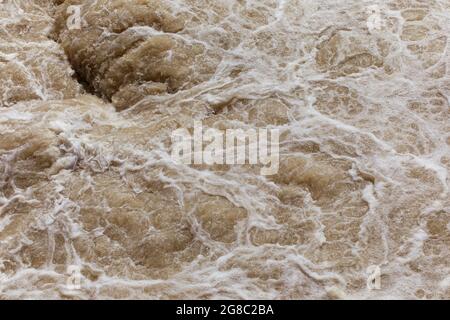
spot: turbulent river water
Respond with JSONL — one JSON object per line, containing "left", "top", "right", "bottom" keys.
{"left": 0, "top": 0, "right": 449, "bottom": 299}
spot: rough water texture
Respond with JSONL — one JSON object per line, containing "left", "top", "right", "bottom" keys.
{"left": 0, "top": 0, "right": 449, "bottom": 299}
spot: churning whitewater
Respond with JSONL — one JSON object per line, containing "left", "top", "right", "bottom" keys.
{"left": 0, "top": 0, "right": 449, "bottom": 299}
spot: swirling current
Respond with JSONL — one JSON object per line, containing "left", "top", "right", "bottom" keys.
{"left": 0, "top": 0, "right": 449, "bottom": 299}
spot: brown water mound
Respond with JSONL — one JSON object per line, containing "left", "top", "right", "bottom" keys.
{"left": 52, "top": 0, "right": 221, "bottom": 109}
